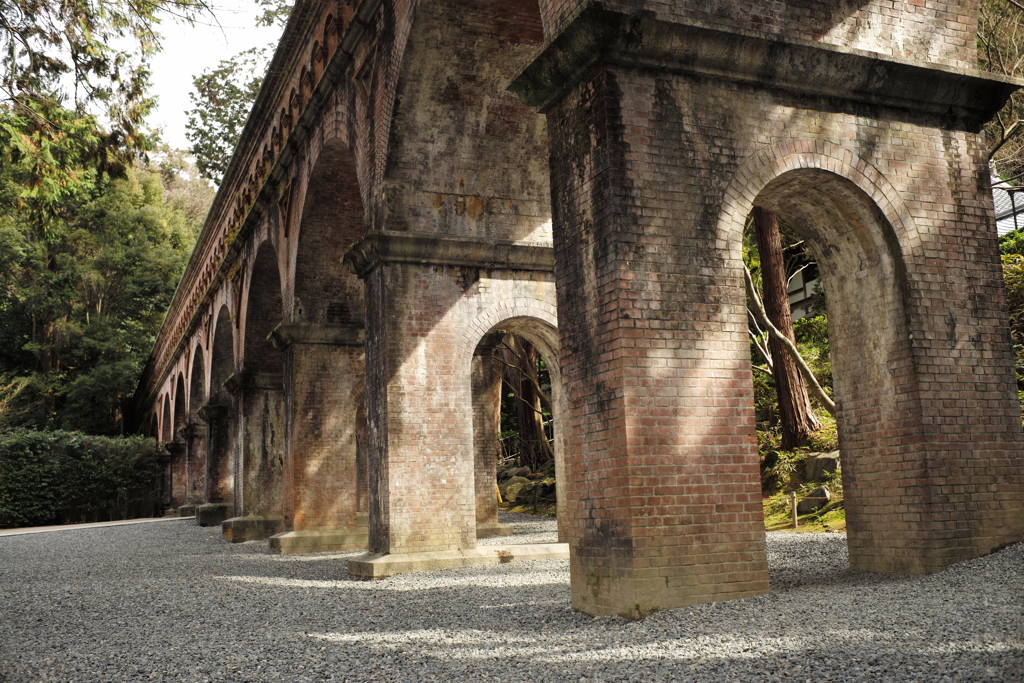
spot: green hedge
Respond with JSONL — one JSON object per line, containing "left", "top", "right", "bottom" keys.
{"left": 0, "top": 430, "right": 164, "bottom": 528}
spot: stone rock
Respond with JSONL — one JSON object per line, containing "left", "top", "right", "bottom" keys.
{"left": 505, "top": 467, "right": 530, "bottom": 479}
{"left": 797, "top": 486, "right": 831, "bottom": 515}
{"left": 500, "top": 476, "right": 534, "bottom": 502}
{"left": 805, "top": 451, "right": 841, "bottom": 482}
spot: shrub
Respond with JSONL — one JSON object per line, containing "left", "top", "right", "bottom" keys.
{"left": 0, "top": 430, "right": 163, "bottom": 528}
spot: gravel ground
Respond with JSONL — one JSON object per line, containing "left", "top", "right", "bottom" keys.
{"left": 0, "top": 512, "right": 1020, "bottom": 682}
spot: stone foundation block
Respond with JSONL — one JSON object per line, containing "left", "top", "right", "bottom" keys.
{"left": 222, "top": 515, "right": 284, "bottom": 543}
{"left": 269, "top": 527, "right": 368, "bottom": 554}
{"left": 195, "top": 503, "right": 233, "bottom": 527}
{"left": 347, "top": 543, "right": 569, "bottom": 578}
{"left": 178, "top": 505, "right": 197, "bottom": 518}
{"left": 475, "top": 522, "right": 514, "bottom": 539}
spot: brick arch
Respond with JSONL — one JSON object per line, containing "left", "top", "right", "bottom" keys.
{"left": 160, "top": 394, "right": 172, "bottom": 442}
{"left": 173, "top": 374, "right": 188, "bottom": 439}
{"left": 717, "top": 138, "right": 918, "bottom": 261}
{"left": 240, "top": 240, "right": 285, "bottom": 374}
{"left": 719, "top": 137, "right": 935, "bottom": 573}
{"left": 189, "top": 344, "right": 206, "bottom": 420}
{"left": 289, "top": 137, "right": 366, "bottom": 325}
{"left": 457, "top": 301, "right": 566, "bottom": 535}
{"left": 456, "top": 300, "right": 559, "bottom": 378}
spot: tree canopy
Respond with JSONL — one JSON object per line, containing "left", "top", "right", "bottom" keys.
{"left": 186, "top": 0, "right": 293, "bottom": 182}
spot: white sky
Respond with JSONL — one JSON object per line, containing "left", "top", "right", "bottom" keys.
{"left": 148, "top": 1, "right": 285, "bottom": 151}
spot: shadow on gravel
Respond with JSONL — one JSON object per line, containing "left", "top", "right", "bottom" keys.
{"left": 0, "top": 520, "right": 1020, "bottom": 682}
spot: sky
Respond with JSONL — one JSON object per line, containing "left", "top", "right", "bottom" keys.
{"left": 148, "top": 1, "right": 285, "bottom": 151}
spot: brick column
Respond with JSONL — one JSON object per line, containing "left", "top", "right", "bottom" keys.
{"left": 267, "top": 323, "right": 369, "bottom": 554}
{"left": 473, "top": 333, "right": 512, "bottom": 538}
{"left": 361, "top": 261, "right": 477, "bottom": 555}
{"left": 547, "top": 67, "right": 769, "bottom": 617}
{"left": 221, "top": 371, "right": 285, "bottom": 542}
{"left": 165, "top": 441, "right": 187, "bottom": 511}
{"left": 180, "top": 422, "right": 206, "bottom": 507}
{"left": 195, "top": 405, "right": 233, "bottom": 526}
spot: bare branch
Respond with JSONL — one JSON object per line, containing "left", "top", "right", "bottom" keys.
{"left": 744, "top": 265, "right": 836, "bottom": 415}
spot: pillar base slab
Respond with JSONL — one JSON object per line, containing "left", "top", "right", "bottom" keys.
{"left": 475, "top": 522, "right": 514, "bottom": 539}
{"left": 195, "top": 503, "right": 233, "bottom": 527}
{"left": 347, "top": 543, "right": 569, "bottom": 578}
{"left": 222, "top": 515, "right": 284, "bottom": 543}
{"left": 269, "top": 527, "right": 368, "bottom": 554}
{"left": 178, "top": 505, "right": 197, "bottom": 517}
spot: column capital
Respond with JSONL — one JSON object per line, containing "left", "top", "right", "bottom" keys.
{"left": 269, "top": 322, "right": 365, "bottom": 351}
{"left": 343, "top": 231, "right": 554, "bottom": 279}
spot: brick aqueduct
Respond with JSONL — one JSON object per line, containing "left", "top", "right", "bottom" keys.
{"left": 134, "top": 0, "right": 1024, "bottom": 616}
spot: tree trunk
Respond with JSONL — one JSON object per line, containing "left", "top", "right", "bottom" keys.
{"left": 499, "top": 335, "right": 553, "bottom": 471}
{"left": 752, "top": 207, "right": 821, "bottom": 448}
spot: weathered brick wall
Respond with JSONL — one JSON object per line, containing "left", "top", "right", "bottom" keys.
{"left": 382, "top": 0, "right": 550, "bottom": 241}
{"left": 472, "top": 346, "right": 503, "bottom": 527}
{"left": 537, "top": 0, "right": 978, "bottom": 68}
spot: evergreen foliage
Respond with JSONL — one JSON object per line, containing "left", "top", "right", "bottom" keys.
{"left": 0, "top": 430, "right": 164, "bottom": 528}
{"left": 0, "top": 101, "right": 209, "bottom": 433}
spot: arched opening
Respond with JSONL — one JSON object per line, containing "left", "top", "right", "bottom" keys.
{"left": 276, "top": 138, "right": 369, "bottom": 550}
{"left": 185, "top": 346, "right": 207, "bottom": 506}
{"left": 240, "top": 242, "right": 285, "bottom": 524}
{"left": 206, "top": 306, "right": 236, "bottom": 508}
{"left": 470, "top": 317, "right": 565, "bottom": 542}
{"left": 169, "top": 374, "right": 189, "bottom": 507}
{"left": 160, "top": 395, "right": 171, "bottom": 443}
{"left": 744, "top": 168, "right": 916, "bottom": 571}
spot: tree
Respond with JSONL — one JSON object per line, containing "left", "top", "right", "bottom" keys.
{"left": 495, "top": 335, "right": 553, "bottom": 473}
{"left": 750, "top": 208, "right": 821, "bottom": 448}
{"left": 0, "top": 101, "right": 209, "bottom": 433}
{"left": 1, "top": 0, "right": 210, "bottom": 154}
{"left": 980, "top": 0, "right": 1024, "bottom": 181}
{"left": 186, "top": 0, "right": 293, "bottom": 182}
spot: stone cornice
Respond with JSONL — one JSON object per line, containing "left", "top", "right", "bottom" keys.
{"left": 224, "top": 372, "right": 285, "bottom": 395}
{"left": 509, "top": 2, "right": 1021, "bottom": 130}
{"left": 343, "top": 231, "right": 555, "bottom": 279}
{"left": 197, "top": 404, "right": 228, "bottom": 423}
{"left": 269, "top": 322, "right": 365, "bottom": 350}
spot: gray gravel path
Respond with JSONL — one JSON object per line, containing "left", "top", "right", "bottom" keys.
{"left": 0, "top": 512, "right": 1020, "bottom": 682}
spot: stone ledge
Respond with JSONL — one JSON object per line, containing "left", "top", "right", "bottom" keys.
{"left": 509, "top": 3, "right": 1021, "bottom": 129}
{"left": 195, "top": 503, "right": 233, "bottom": 527}
{"left": 268, "top": 322, "right": 365, "bottom": 351}
{"left": 347, "top": 543, "right": 569, "bottom": 578}
{"left": 476, "top": 522, "right": 515, "bottom": 539}
{"left": 269, "top": 527, "right": 368, "bottom": 554}
{"left": 222, "top": 515, "right": 284, "bottom": 543}
{"left": 344, "top": 231, "right": 554, "bottom": 279}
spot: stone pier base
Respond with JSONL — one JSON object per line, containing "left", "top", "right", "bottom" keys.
{"left": 222, "top": 515, "right": 284, "bottom": 543}
{"left": 269, "top": 527, "right": 368, "bottom": 554}
{"left": 195, "top": 503, "right": 233, "bottom": 527}
{"left": 178, "top": 505, "right": 197, "bottom": 518}
{"left": 347, "top": 543, "right": 569, "bottom": 578}
{"left": 475, "top": 522, "right": 514, "bottom": 539}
